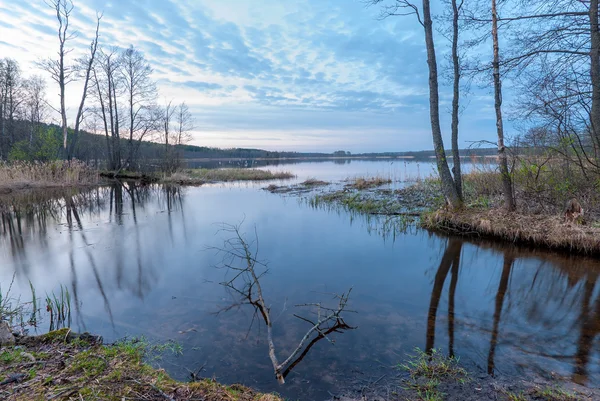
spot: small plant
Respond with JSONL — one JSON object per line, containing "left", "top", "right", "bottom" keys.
{"left": 533, "top": 386, "right": 579, "bottom": 401}
{"left": 400, "top": 348, "right": 469, "bottom": 401}
{"left": 45, "top": 285, "right": 71, "bottom": 332}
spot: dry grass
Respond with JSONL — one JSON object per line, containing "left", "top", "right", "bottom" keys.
{"left": 347, "top": 176, "right": 392, "bottom": 190}
{"left": 0, "top": 328, "right": 283, "bottom": 401}
{"left": 301, "top": 178, "right": 329, "bottom": 186}
{"left": 0, "top": 160, "right": 100, "bottom": 193}
{"left": 423, "top": 208, "right": 600, "bottom": 255}
{"left": 161, "top": 168, "right": 295, "bottom": 185}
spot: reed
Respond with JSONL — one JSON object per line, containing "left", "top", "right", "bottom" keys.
{"left": 0, "top": 160, "right": 99, "bottom": 191}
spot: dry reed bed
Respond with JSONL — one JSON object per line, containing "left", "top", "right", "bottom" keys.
{"left": 0, "top": 161, "right": 100, "bottom": 193}
{"left": 423, "top": 208, "right": 600, "bottom": 255}
{"left": 162, "top": 168, "right": 295, "bottom": 184}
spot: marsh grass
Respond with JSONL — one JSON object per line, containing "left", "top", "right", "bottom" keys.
{"left": 45, "top": 285, "right": 71, "bottom": 331}
{"left": 348, "top": 176, "right": 392, "bottom": 190}
{"left": 0, "top": 274, "right": 38, "bottom": 331}
{"left": 0, "top": 160, "right": 99, "bottom": 191}
{"left": 161, "top": 168, "right": 295, "bottom": 184}
{"left": 301, "top": 177, "right": 329, "bottom": 186}
{"left": 1, "top": 276, "right": 74, "bottom": 333}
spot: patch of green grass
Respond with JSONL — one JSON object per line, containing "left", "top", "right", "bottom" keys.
{"left": 533, "top": 386, "right": 579, "bottom": 401}
{"left": 507, "top": 391, "right": 527, "bottom": 401}
{"left": 400, "top": 348, "right": 469, "bottom": 401}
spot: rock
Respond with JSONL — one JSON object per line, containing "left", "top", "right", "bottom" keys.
{"left": 0, "top": 321, "right": 16, "bottom": 345}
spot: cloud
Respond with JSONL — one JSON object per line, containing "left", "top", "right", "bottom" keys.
{"left": 0, "top": 0, "right": 498, "bottom": 152}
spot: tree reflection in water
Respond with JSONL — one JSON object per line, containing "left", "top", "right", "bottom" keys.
{"left": 426, "top": 236, "right": 600, "bottom": 385}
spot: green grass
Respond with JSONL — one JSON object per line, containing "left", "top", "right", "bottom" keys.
{"left": 532, "top": 386, "right": 579, "bottom": 401}
{"left": 400, "top": 348, "right": 469, "bottom": 401}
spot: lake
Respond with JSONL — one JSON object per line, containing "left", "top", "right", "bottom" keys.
{"left": 1, "top": 159, "right": 599, "bottom": 400}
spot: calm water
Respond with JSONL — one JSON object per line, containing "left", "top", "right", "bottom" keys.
{"left": 1, "top": 160, "right": 599, "bottom": 400}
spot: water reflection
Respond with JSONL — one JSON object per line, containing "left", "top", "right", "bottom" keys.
{"left": 423, "top": 235, "right": 600, "bottom": 386}
{"left": 1, "top": 184, "right": 600, "bottom": 398}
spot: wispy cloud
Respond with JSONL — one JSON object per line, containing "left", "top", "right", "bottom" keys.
{"left": 0, "top": 0, "right": 497, "bottom": 152}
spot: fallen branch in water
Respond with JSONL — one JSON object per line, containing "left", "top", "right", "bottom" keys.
{"left": 210, "top": 222, "right": 354, "bottom": 384}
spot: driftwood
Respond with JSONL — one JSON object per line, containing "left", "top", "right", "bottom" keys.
{"left": 211, "top": 223, "right": 354, "bottom": 384}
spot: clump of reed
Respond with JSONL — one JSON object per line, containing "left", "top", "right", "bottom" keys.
{"left": 45, "top": 285, "right": 71, "bottom": 332}
{"left": 301, "top": 178, "right": 329, "bottom": 186}
{"left": 0, "top": 160, "right": 99, "bottom": 190}
{"left": 161, "top": 168, "right": 295, "bottom": 184}
{"left": 348, "top": 176, "right": 392, "bottom": 190}
{"left": 0, "top": 273, "right": 72, "bottom": 333}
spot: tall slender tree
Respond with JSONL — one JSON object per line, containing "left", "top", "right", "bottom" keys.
{"left": 491, "top": 0, "right": 516, "bottom": 211}
{"left": 369, "top": 0, "right": 462, "bottom": 209}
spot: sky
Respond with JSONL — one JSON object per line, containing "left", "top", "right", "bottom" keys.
{"left": 0, "top": 0, "right": 499, "bottom": 153}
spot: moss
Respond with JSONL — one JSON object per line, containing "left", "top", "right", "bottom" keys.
{"left": 0, "top": 334, "right": 284, "bottom": 401}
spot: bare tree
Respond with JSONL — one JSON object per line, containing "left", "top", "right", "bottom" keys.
{"left": 212, "top": 223, "right": 354, "bottom": 384}
{"left": 0, "top": 59, "right": 23, "bottom": 158}
{"left": 22, "top": 75, "right": 48, "bottom": 147}
{"left": 368, "top": 0, "right": 462, "bottom": 209}
{"left": 161, "top": 100, "right": 177, "bottom": 171}
{"left": 93, "top": 48, "right": 122, "bottom": 170}
{"left": 491, "top": 0, "right": 516, "bottom": 211}
{"left": 450, "top": 0, "right": 465, "bottom": 199}
{"left": 68, "top": 14, "right": 101, "bottom": 160}
{"left": 120, "top": 46, "right": 158, "bottom": 169}
{"left": 175, "top": 102, "right": 194, "bottom": 146}
{"left": 38, "top": 0, "right": 75, "bottom": 153}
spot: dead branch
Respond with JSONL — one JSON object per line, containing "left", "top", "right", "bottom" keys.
{"left": 209, "top": 222, "right": 354, "bottom": 384}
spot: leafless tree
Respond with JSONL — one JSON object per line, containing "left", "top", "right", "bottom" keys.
{"left": 491, "top": 0, "right": 516, "bottom": 211}
{"left": 22, "top": 75, "right": 48, "bottom": 147}
{"left": 161, "top": 100, "right": 177, "bottom": 171}
{"left": 367, "top": 0, "right": 462, "bottom": 209}
{"left": 120, "top": 46, "right": 158, "bottom": 168}
{"left": 38, "top": 0, "right": 75, "bottom": 153}
{"left": 38, "top": 0, "right": 101, "bottom": 159}
{"left": 68, "top": 13, "right": 101, "bottom": 159}
{"left": 175, "top": 102, "right": 194, "bottom": 146}
{"left": 0, "top": 59, "right": 23, "bottom": 158}
{"left": 211, "top": 223, "right": 354, "bottom": 384}
{"left": 92, "top": 47, "right": 122, "bottom": 170}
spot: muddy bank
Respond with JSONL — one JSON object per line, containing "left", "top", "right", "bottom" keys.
{"left": 0, "top": 328, "right": 282, "bottom": 401}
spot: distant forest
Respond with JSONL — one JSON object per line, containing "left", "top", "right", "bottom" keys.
{"left": 2, "top": 118, "right": 497, "bottom": 165}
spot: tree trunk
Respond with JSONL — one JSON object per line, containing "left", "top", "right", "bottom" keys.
{"left": 60, "top": 42, "right": 68, "bottom": 154}
{"left": 491, "top": 0, "right": 515, "bottom": 211}
{"left": 113, "top": 81, "right": 121, "bottom": 170}
{"left": 487, "top": 252, "right": 513, "bottom": 376}
{"left": 422, "top": 0, "right": 462, "bottom": 209}
{"left": 589, "top": 0, "right": 600, "bottom": 156}
{"left": 451, "top": 0, "right": 463, "bottom": 200}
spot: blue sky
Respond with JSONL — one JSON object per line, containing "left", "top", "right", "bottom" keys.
{"left": 0, "top": 0, "right": 498, "bottom": 152}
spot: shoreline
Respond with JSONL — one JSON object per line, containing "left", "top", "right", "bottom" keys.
{"left": 1, "top": 328, "right": 597, "bottom": 401}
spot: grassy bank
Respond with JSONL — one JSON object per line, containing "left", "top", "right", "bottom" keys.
{"left": 0, "top": 329, "right": 282, "bottom": 401}
{"left": 159, "top": 168, "right": 295, "bottom": 185}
